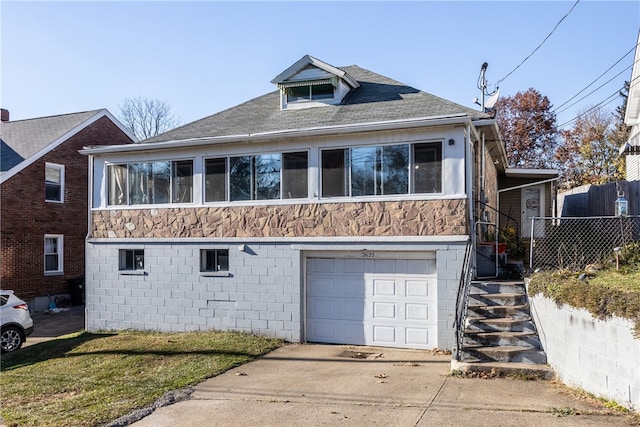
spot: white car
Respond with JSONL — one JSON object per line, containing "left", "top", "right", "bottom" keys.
{"left": 1, "top": 290, "right": 34, "bottom": 352}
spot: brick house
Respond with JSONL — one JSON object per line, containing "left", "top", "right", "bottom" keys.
{"left": 1, "top": 109, "right": 136, "bottom": 310}
{"left": 82, "top": 55, "right": 517, "bottom": 350}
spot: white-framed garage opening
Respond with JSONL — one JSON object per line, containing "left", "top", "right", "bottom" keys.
{"left": 303, "top": 250, "right": 437, "bottom": 349}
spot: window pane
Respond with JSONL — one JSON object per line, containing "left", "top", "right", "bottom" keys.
{"left": 45, "top": 165, "right": 62, "bottom": 201}
{"left": 229, "top": 156, "right": 252, "bottom": 201}
{"left": 119, "top": 249, "right": 144, "bottom": 270}
{"left": 172, "top": 160, "right": 193, "bottom": 203}
{"left": 151, "top": 162, "right": 171, "bottom": 204}
{"left": 311, "top": 84, "right": 334, "bottom": 100}
{"left": 351, "top": 146, "right": 378, "bottom": 196}
{"left": 128, "top": 163, "right": 150, "bottom": 204}
{"left": 45, "top": 255, "right": 59, "bottom": 271}
{"left": 108, "top": 164, "right": 127, "bottom": 205}
{"left": 255, "top": 154, "right": 281, "bottom": 200}
{"left": 44, "top": 237, "right": 60, "bottom": 272}
{"left": 282, "top": 152, "right": 308, "bottom": 199}
{"left": 414, "top": 142, "right": 442, "bottom": 193}
{"left": 200, "top": 249, "right": 229, "bottom": 272}
{"left": 286, "top": 86, "right": 310, "bottom": 102}
{"left": 216, "top": 250, "right": 229, "bottom": 271}
{"left": 205, "top": 158, "right": 227, "bottom": 202}
{"left": 381, "top": 144, "right": 409, "bottom": 195}
{"left": 321, "top": 149, "right": 348, "bottom": 197}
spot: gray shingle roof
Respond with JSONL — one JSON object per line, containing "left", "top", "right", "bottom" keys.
{"left": 143, "top": 65, "right": 487, "bottom": 144}
{"left": 0, "top": 110, "right": 102, "bottom": 172}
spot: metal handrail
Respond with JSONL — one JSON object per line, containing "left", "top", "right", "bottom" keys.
{"left": 453, "top": 241, "right": 473, "bottom": 361}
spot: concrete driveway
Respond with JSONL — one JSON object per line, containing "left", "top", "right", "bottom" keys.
{"left": 131, "top": 344, "right": 634, "bottom": 427}
{"left": 23, "top": 305, "right": 85, "bottom": 348}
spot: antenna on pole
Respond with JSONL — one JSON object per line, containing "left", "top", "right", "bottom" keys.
{"left": 473, "top": 62, "right": 499, "bottom": 114}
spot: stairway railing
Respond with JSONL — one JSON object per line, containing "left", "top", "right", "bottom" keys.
{"left": 453, "top": 240, "right": 473, "bottom": 362}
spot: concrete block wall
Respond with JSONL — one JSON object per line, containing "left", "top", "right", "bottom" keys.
{"left": 86, "top": 240, "right": 465, "bottom": 349}
{"left": 436, "top": 245, "right": 466, "bottom": 351}
{"left": 86, "top": 242, "right": 302, "bottom": 342}
{"left": 529, "top": 291, "right": 639, "bottom": 410}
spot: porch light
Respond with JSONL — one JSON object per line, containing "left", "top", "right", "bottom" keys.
{"left": 615, "top": 187, "right": 628, "bottom": 217}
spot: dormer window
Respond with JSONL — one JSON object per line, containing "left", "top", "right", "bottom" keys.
{"left": 272, "top": 55, "right": 360, "bottom": 110}
{"left": 286, "top": 82, "right": 334, "bottom": 102}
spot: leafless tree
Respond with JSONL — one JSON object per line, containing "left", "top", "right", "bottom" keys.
{"left": 118, "top": 97, "right": 180, "bottom": 140}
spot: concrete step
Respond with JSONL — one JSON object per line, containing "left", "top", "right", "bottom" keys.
{"left": 451, "top": 360, "right": 554, "bottom": 380}
{"left": 459, "top": 345, "right": 548, "bottom": 364}
{"left": 464, "top": 316, "right": 538, "bottom": 333}
{"left": 468, "top": 292, "right": 527, "bottom": 307}
{"left": 470, "top": 281, "right": 525, "bottom": 295}
{"left": 462, "top": 331, "right": 542, "bottom": 348}
{"left": 467, "top": 304, "right": 531, "bottom": 319}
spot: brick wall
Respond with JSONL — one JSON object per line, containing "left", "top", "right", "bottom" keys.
{"left": 1, "top": 116, "right": 133, "bottom": 301}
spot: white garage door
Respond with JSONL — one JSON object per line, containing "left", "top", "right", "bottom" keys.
{"left": 306, "top": 255, "right": 437, "bottom": 349}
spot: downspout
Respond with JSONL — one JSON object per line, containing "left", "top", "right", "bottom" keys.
{"left": 465, "top": 125, "right": 475, "bottom": 277}
{"left": 84, "top": 153, "right": 93, "bottom": 332}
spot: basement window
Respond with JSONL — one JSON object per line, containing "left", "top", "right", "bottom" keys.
{"left": 119, "top": 249, "right": 144, "bottom": 272}
{"left": 200, "top": 249, "right": 229, "bottom": 274}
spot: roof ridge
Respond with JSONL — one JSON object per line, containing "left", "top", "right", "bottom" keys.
{"left": 1, "top": 109, "right": 104, "bottom": 124}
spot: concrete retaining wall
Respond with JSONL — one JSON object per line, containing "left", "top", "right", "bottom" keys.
{"left": 528, "top": 289, "right": 639, "bottom": 410}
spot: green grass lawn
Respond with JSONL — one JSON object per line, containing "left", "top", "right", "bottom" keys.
{"left": 0, "top": 331, "right": 282, "bottom": 427}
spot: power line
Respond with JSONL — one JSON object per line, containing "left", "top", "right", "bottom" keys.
{"left": 553, "top": 44, "right": 637, "bottom": 112}
{"left": 557, "top": 90, "right": 620, "bottom": 128}
{"left": 495, "top": 0, "right": 581, "bottom": 86}
{"left": 554, "top": 62, "right": 633, "bottom": 115}
{"left": 557, "top": 72, "right": 640, "bottom": 128}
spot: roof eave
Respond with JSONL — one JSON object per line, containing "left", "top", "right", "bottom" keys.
{"left": 270, "top": 55, "right": 360, "bottom": 89}
{"left": 81, "top": 114, "right": 473, "bottom": 156}
{"left": 1, "top": 109, "right": 137, "bottom": 184}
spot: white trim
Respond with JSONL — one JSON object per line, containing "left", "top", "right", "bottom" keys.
{"left": 271, "top": 55, "right": 360, "bottom": 89}
{"left": 505, "top": 168, "right": 560, "bottom": 178}
{"left": 0, "top": 109, "right": 137, "bottom": 185}
{"left": 88, "top": 235, "right": 470, "bottom": 244}
{"left": 302, "top": 250, "right": 436, "bottom": 260}
{"left": 94, "top": 194, "right": 468, "bottom": 210}
{"left": 80, "top": 114, "right": 472, "bottom": 156}
{"left": 44, "top": 234, "right": 64, "bottom": 274}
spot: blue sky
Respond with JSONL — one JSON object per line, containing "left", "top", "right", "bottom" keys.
{"left": 1, "top": 1, "right": 639, "bottom": 130}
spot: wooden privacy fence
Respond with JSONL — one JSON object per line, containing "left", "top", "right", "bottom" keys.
{"left": 558, "top": 181, "right": 640, "bottom": 217}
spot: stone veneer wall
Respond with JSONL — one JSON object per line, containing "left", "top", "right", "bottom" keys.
{"left": 91, "top": 199, "right": 467, "bottom": 239}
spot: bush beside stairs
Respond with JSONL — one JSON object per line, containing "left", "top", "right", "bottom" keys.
{"left": 451, "top": 280, "right": 554, "bottom": 379}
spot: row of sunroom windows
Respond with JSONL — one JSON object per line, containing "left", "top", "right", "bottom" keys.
{"left": 107, "top": 141, "right": 442, "bottom": 206}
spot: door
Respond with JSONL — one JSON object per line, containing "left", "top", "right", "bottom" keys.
{"left": 306, "top": 255, "right": 437, "bottom": 349}
{"left": 522, "top": 185, "right": 545, "bottom": 238}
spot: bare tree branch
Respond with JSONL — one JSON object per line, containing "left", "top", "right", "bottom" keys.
{"left": 118, "top": 96, "right": 180, "bottom": 140}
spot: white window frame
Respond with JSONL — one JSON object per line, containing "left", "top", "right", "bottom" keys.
{"left": 44, "top": 234, "right": 64, "bottom": 275}
{"left": 45, "top": 163, "right": 65, "bottom": 203}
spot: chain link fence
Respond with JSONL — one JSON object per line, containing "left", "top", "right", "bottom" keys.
{"left": 530, "top": 216, "right": 640, "bottom": 272}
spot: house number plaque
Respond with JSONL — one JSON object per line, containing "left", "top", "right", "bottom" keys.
{"left": 361, "top": 251, "right": 375, "bottom": 258}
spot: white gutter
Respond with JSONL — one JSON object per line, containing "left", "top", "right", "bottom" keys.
{"left": 80, "top": 114, "right": 473, "bottom": 155}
